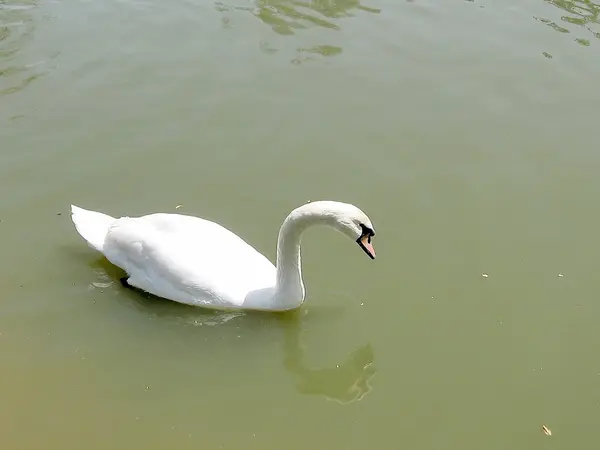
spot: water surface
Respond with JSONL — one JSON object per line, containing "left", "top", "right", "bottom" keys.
{"left": 1, "top": 0, "right": 600, "bottom": 449}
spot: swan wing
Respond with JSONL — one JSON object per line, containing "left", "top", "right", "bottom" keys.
{"left": 102, "top": 213, "right": 276, "bottom": 308}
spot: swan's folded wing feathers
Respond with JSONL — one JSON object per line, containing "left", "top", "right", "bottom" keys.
{"left": 103, "top": 213, "right": 276, "bottom": 308}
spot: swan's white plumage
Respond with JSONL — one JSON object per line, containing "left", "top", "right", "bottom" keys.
{"left": 71, "top": 205, "right": 114, "bottom": 252}
{"left": 73, "top": 205, "right": 276, "bottom": 310}
{"left": 71, "top": 201, "right": 375, "bottom": 311}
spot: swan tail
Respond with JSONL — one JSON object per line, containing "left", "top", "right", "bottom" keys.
{"left": 71, "top": 205, "right": 115, "bottom": 252}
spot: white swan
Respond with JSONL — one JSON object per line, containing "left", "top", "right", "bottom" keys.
{"left": 70, "top": 200, "right": 376, "bottom": 312}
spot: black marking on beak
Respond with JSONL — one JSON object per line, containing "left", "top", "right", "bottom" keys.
{"left": 356, "top": 224, "right": 375, "bottom": 260}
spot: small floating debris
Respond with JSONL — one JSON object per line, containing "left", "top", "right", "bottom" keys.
{"left": 175, "top": 205, "right": 182, "bottom": 209}
{"left": 542, "top": 425, "right": 552, "bottom": 436}
{"left": 481, "top": 273, "right": 488, "bottom": 278}
{"left": 558, "top": 273, "right": 564, "bottom": 277}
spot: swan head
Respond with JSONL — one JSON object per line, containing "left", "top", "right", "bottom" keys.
{"left": 300, "top": 201, "right": 376, "bottom": 260}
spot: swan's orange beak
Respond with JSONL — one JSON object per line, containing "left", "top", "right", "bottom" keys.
{"left": 358, "top": 234, "right": 376, "bottom": 260}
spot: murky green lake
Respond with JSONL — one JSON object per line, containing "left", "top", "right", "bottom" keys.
{"left": 2, "top": 0, "right": 600, "bottom": 448}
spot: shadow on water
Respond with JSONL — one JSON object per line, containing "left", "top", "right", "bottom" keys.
{"left": 86, "top": 255, "right": 376, "bottom": 405}
{"left": 536, "top": 0, "right": 600, "bottom": 46}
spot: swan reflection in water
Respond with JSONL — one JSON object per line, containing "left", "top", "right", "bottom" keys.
{"left": 280, "top": 310, "right": 375, "bottom": 404}
{"left": 88, "top": 261, "right": 376, "bottom": 405}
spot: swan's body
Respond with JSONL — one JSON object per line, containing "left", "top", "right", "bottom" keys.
{"left": 71, "top": 201, "right": 376, "bottom": 312}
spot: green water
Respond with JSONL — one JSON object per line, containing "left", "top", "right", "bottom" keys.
{"left": 2, "top": 0, "right": 600, "bottom": 448}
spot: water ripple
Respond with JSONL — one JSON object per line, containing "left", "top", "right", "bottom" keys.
{"left": 0, "top": 0, "right": 54, "bottom": 96}
{"left": 540, "top": 0, "right": 600, "bottom": 46}
{"left": 215, "top": 0, "right": 380, "bottom": 35}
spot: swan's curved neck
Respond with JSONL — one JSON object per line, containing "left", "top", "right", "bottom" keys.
{"left": 272, "top": 203, "right": 332, "bottom": 310}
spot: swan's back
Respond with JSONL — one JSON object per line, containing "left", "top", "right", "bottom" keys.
{"left": 102, "top": 213, "right": 277, "bottom": 308}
